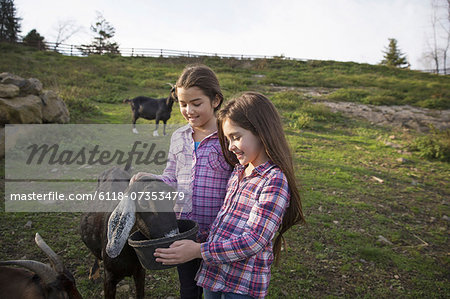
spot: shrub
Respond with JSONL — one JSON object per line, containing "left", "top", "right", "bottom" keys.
{"left": 285, "top": 111, "right": 313, "bottom": 130}
{"left": 271, "top": 91, "right": 305, "bottom": 110}
{"left": 408, "top": 126, "right": 450, "bottom": 162}
{"left": 64, "top": 96, "right": 102, "bottom": 121}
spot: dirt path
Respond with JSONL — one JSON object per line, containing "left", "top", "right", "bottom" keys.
{"left": 267, "top": 86, "right": 450, "bottom": 132}
{"left": 316, "top": 100, "right": 450, "bottom": 132}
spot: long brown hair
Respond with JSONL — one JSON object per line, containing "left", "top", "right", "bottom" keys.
{"left": 217, "top": 92, "right": 306, "bottom": 265}
{"left": 175, "top": 64, "right": 223, "bottom": 112}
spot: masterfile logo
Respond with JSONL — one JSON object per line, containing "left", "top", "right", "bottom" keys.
{"left": 4, "top": 124, "right": 192, "bottom": 213}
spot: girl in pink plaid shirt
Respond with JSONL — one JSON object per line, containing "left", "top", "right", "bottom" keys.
{"left": 155, "top": 92, "right": 306, "bottom": 298}
{"left": 131, "top": 65, "right": 233, "bottom": 299}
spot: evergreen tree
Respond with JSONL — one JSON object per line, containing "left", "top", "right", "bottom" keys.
{"left": 80, "top": 12, "right": 119, "bottom": 55}
{"left": 0, "top": 0, "right": 21, "bottom": 42}
{"left": 23, "top": 29, "right": 46, "bottom": 50}
{"left": 381, "top": 38, "right": 410, "bottom": 68}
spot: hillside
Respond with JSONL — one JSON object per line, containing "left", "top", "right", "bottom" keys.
{"left": 0, "top": 43, "right": 449, "bottom": 298}
{"left": 1, "top": 43, "right": 449, "bottom": 120}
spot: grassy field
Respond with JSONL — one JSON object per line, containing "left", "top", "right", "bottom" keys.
{"left": 0, "top": 43, "right": 449, "bottom": 298}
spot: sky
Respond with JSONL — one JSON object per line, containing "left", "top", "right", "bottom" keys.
{"left": 14, "top": 0, "right": 436, "bottom": 69}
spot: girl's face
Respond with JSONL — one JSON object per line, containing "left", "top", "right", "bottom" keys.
{"left": 222, "top": 118, "right": 268, "bottom": 167}
{"left": 177, "top": 86, "right": 219, "bottom": 128}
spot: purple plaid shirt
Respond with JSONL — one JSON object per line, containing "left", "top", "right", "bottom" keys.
{"left": 196, "top": 160, "right": 290, "bottom": 298}
{"left": 152, "top": 124, "right": 232, "bottom": 242}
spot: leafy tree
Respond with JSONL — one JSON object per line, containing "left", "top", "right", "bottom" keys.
{"left": 0, "top": 0, "right": 21, "bottom": 42}
{"left": 381, "top": 38, "right": 410, "bottom": 68}
{"left": 80, "top": 12, "right": 119, "bottom": 55}
{"left": 23, "top": 29, "right": 46, "bottom": 50}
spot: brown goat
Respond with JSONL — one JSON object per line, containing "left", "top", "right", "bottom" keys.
{"left": 0, "top": 233, "right": 82, "bottom": 299}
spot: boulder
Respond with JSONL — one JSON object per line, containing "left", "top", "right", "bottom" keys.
{"left": 1, "top": 73, "right": 27, "bottom": 88}
{"left": 0, "top": 84, "right": 20, "bottom": 98}
{"left": 41, "top": 90, "right": 70, "bottom": 123}
{"left": 0, "top": 73, "right": 70, "bottom": 158}
{"left": 20, "top": 78, "right": 43, "bottom": 95}
{"left": 0, "top": 95, "right": 43, "bottom": 125}
{"left": 1, "top": 73, "right": 43, "bottom": 96}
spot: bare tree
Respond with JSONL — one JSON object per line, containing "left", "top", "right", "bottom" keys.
{"left": 52, "top": 19, "right": 83, "bottom": 48}
{"left": 425, "top": 0, "right": 450, "bottom": 73}
{"left": 441, "top": 0, "right": 450, "bottom": 73}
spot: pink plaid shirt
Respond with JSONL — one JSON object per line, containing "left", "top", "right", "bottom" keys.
{"left": 195, "top": 160, "right": 290, "bottom": 298}
{"left": 153, "top": 124, "right": 232, "bottom": 242}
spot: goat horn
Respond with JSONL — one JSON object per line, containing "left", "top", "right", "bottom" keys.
{"left": 166, "top": 82, "right": 174, "bottom": 88}
{"left": 35, "top": 233, "right": 65, "bottom": 273}
{"left": 0, "top": 260, "right": 58, "bottom": 285}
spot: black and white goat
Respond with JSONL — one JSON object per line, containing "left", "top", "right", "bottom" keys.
{"left": 123, "top": 83, "right": 177, "bottom": 136}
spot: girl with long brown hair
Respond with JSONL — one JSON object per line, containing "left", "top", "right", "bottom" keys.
{"left": 155, "top": 92, "right": 305, "bottom": 298}
{"left": 132, "top": 64, "right": 233, "bottom": 299}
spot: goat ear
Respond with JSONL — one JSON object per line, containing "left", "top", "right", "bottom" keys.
{"left": 106, "top": 194, "right": 136, "bottom": 258}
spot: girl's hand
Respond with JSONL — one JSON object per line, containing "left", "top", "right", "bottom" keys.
{"left": 154, "top": 240, "right": 202, "bottom": 265}
{"left": 129, "top": 172, "right": 150, "bottom": 185}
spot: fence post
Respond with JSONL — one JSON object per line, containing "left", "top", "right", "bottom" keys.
{"left": 161, "top": 49, "right": 163, "bottom": 57}
{"left": 188, "top": 51, "right": 190, "bottom": 58}
{"left": 131, "top": 48, "right": 134, "bottom": 57}
{"left": 70, "top": 45, "right": 73, "bottom": 56}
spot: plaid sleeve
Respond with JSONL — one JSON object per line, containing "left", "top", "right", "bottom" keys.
{"left": 200, "top": 172, "right": 290, "bottom": 264}
{"left": 151, "top": 132, "right": 178, "bottom": 189}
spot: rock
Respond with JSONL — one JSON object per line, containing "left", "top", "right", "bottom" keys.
{"left": 442, "top": 215, "right": 449, "bottom": 221}
{"left": 371, "top": 176, "right": 384, "bottom": 183}
{"left": 1, "top": 73, "right": 27, "bottom": 88}
{"left": 0, "top": 84, "right": 20, "bottom": 98}
{"left": 396, "top": 157, "right": 408, "bottom": 163}
{"left": 1, "top": 73, "right": 42, "bottom": 95}
{"left": 24, "top": 220, "right": 32, "bottom": 228}
{"left": 117, "top": 284, "right": 130, "bottom": 293}
{"left": 319, "top": 100, "right": 450, "bottom": 132}
{"left": 40, "top": 90, "right": 70, "bottom": 123}
{"left": 0, "top": 95, "right": 43, "bottom": 124}
{"left": 0, "top": 73, "right": 71, "bottom": 159}
{"left": 384, "top": 141, "right": 402, "bottom": 149}
{"left": 20, "top": 78, "right": 43, "bottom": 95}
{"left": 377, "top": 235, "right": 393, "bottom": 245}
{"left": 333, "top": 220, "right": 339, "bottom": 224}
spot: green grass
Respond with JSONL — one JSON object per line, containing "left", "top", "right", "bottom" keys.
{"left": 0, "top": 43, "right": 449, "bottom": 298}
